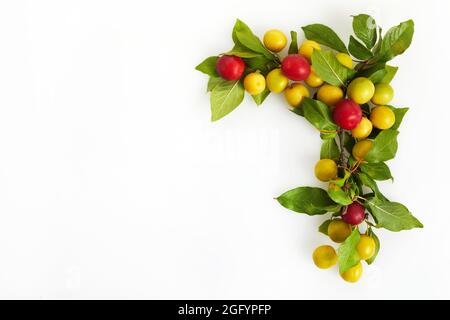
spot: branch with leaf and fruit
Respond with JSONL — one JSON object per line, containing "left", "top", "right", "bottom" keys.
{"left": 196, "top": 14, "right": 422, "bottom": 283}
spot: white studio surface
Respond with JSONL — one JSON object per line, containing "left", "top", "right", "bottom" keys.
{"left": 0, "top": 0, "right": 449, "bottom": 299}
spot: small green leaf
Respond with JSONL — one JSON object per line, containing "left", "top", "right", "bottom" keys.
{"left": 357, "top": 63, "right": 387, "bottom": 84}
{"left": 338, "top": 228, "right": 361, "bottom": 274}
{"left": 244, "top": 56, "right": 278, "bottom": 74}
{"left": 288, "top": 31, "right": 298, "bottom": 54}
{"left": 251, "top": 88, "right": 270, "bottom": 105}
{"left": 196, "top": 56, "right": 218, "bottom": 76}
{"left": 348, "top": 36, "right": 373, "bottom": 60}
{"left": 376, "top": 20, "right": 414, "bottom": 62}
{"left": 365, "top": 129, "right": 399, "bottom": 163}
{"left": 387, "top": 106, "right": 408, "bottom": 131}
{"left": 302, "top": 24, "right": 348, "bottom": 53}
{"left": 366, "top": 198, "right": 423, "bottom": 232}
{"left": 318, "top": 219, "right": 332, "bottom": 235}
{"left": 360, "top": 162, "right": 393, "bottom": 181}
{"left": 302, "top": 98, "right": 338, "bottom": 133}
{"left": 352, "top": 14, "right": 378, "bottom": 49}
{"left": 330, "top": 170, "right": 351, "bottom": 188}
{"left": 227, "top": 45, "right": 264, "bottom": 58}
{"left": 277, "top": 187, "right": 340, "bottom": 215}
{"left": 207, "top": 77, "right": 223, "bottom": 92}
{"left": 381, "top": 65, "right": 398, "bottom": 84}
{"left": 357, "top": 172, "right": 387, "bottom": 202}
{"left": 311, "top": 50, "right": 356, "bottom": 87}
{"left": 328, "top": 185, "right": 353, "bottom": 206}
{"left": 366, "top": 228, "right": 380, "bottom": 265}
{"left": 210, "top": 80, "right": 245, "bottom": 121}
{"left": 232, "top": 19, "right": 274, "bottom": 60}
{"left": 320, "top": 138, "right": 340, "bottom": 161}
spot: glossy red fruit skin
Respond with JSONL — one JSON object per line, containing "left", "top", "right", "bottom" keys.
{"left": 215, "top": 55, "right": 245, "bottom": 81}
{"left": 333, "top": 99, "right": 363, "bottom": 130}
{"left": 342, "top": 202, "right": 366, "bottom": 225}
{"left": 281, "top": 54, "right": 311, "bottom": 81}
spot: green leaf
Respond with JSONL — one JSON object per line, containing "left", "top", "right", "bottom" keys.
{"left": 360, "top": 162, "right": 393, "bottom": 181}
{"left": 320, "top": 138, "right": 340, "bottom": 161}
{"left": 366, "top": 228, "right": 380, "bottom": 265}
{"left": 330, "top": 170, "right": 351, "bottom": 188}
{"left": 343, "top": 131, "right": 356, "bottom": 153}
{"left": 210, "top": 80, "right": 245, "bottom": 121}
{"left": 366, "top": 198, "right": 423, "bottom": 231}
{"left": 232, "top": 19, "right": 274, "bottom": 60}
{"left": 357, "top": 172, "right": 387, "bottom": 202}
{"left": 196, "top": 56, "right": 218, "bottom": 76}
{"left": 276, "top": 187, "right": 340, "bottom": 215}
{"left": 338, "top": 228, "right": 361, "bottom": 273}
{"left": 207, "top": 77, "right": 223, "bottom": 92}
{"left": 288, "top": 31, "right": 298, "bottom": 54}
{"left": 302, "top": 24, "right": 348, "bottom": 53}
{"left": 311, "top": 50, "right": 356, "bottom": 87}
{"left": 290, "top": 107, "right": 304, "bottom": 117}
{"left": 388, "top": 106, "right": 408, "bottom": 131}
{"left": 365, "top": 129, "right": 399, "bottom": 163}
{"left": 348, "top": 36, "right": 373, "bottom": 60}
{"left": 244, "top": 56, "right": 278, "bottom": 74}
{"left": 227, "top": 45, "right": 264, "bottom": 58}
{"left": 352, "top": 14, "right": 377, "bottom": 49}
{"left": 328, "top": 185, "right": 353, "bottom": 206}
{"left": 251, "top": 88, "right": 270, "bottom": 105}
{"left": 381, "top": 65, "right": 398, "bottom": 83}
{"left": 318, "top": 219, "right": 332, "bottom": 235}
{"left": 357, "top": 63, "right": 387, "bottom": 84}
{"left": 302, "top": 98, "right": 338, "bottom": 133}
{"left": 376, "top": 20, "right": 414, "bottom": 62}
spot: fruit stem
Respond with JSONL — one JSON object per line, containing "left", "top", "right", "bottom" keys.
{"left": 338, "top": 130, "right": 347, "bottom": 168}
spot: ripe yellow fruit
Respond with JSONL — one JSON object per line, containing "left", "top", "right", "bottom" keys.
{"left": 299, "top": 40, "right": 321, "bottom": 60}
{"left": 336, "top": 53, "right": 353, "bottom": 69}
{"left": 370, "top": 106, "right": 396, "bottom": 130}
{"left": 305, "top": 68, "right": 324, "bottom": 88}
{"left": 352, "top": 140, "right": 373, "bottom": 161}
{"left": 312, "top": 245, "right": 338, "bottom": 269}
{"left": 327, "top": 219, "right": 352, "bottom": 243}
{"left": 314, "top": 159, "right": 337, "bottom": 182}
{"left": 371, "top": 83, "right": 394, "bottom": 105}
{"left": 317, "top": 84, "right": 344, "bottom": 106}
{"left": 356, "top": 235, "right": 376, "bottom": 260}
{"left": 266, "top": 68, "right": 289, "bottom": 93}
{"left": 351, "top": 117, "right": 373, "bottom": 139}
{"left": 284, "top": 83, "right": 310, "bottom": 108}
{"left": 341, "top": 262, "right": 363, "bottom": 283}
{"left": 263, "top": 29, "right": 287, "bottom": 53}
{"left": 347, "top": 77, "right": 375, "bottom": 104}
{"left": 243, "top": 72, "right": 266, "bottom": 95}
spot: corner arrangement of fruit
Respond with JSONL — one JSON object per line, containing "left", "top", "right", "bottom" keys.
{"left": 195, "top": 14, "right": 423, "bottom": 283}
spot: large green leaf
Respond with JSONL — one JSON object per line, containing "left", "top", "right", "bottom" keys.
{"left": 210, "top": 80, "right": 245, "bottom": 121}
{"left": 232, "top": 19, "right": 274, "bottom": 60}
{"left": 338, "top": 228, "right": 361, "bottom": 273}
{"left": 360, "top": 162, "right": 393, "bottom": 181}
{"left": 348, "top": 36, "right": 373, "bottom": 60}
{"left": 366, "top": 228, "right": 380, "bottom": 265}
{"left": 320, "top": 138, "right": 340, "bottom": 161}
{"left": 227, "top": 45, "right": 264, "bottom": 58}
{"left": 288, "top": 31, "right": 298, "bottom": 54}
{"left": 366, "top": 198, "right": 423, "bottom": 231}
{"left": 357, "top": 63, "right": 386, "bottom": 84}
{"left": 302, "top": 98, "right": 338, "bottom": 134}
{"left": 357, "top": 172, "right": 387, "bottom": 202}
{"left": 276, "top": 187, "right": 340, "bottom": 215}
{"left": 365, "top": 129, "right": 399, "bottom": 163}
{"left": 207, "top": 77, "right": 223, "bottom": 92}
{"left": 352, "top": 14, "right": 377, "bottom": 49}
{"left": 376, "top": 20, "right": 414, "bottom": 62}
{"left": 244, "top": 56, "right": 278, "bottom": 74}
{"left": 196, "top": 56, "right": 218, "bottom": 76}
{"left": 302, "top": 24, "right": 348, "bottom": 53}
{"left": 311, "top": 50, "right": 356, "bottom": 87}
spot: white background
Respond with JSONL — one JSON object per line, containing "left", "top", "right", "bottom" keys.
{"left": 0, "top": 0, "right": 449, "bottom": 299}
